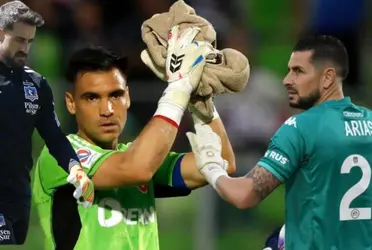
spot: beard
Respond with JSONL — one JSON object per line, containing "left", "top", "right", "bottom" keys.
{"left": 4, "top": 52, "right": 27, "bottom": 68}
{"left": 289, "top": 89, "right": 321, "bottom": 110}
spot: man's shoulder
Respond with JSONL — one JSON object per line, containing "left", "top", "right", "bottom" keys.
{"left": 282, "top": 108, "right": 324, "bottom": 130}
{"left": 67, "top": 134, "right": 129, "bottom": 169}
{"left": 67, "top": 134, "right": 129, "bottom": 152}
{"left": 23, "top": 66, "right": 45, "bottom": 87}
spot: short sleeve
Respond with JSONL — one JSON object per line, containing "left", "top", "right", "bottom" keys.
{"left": 153, "top": 151, "right": 185, "bottom": 186}
{"left": 36, "top": 135, "right": 117, "bottom": 194}
{"left": 67, "top": 135, "right": 116, "bottom": 178}
{"left": 257, "top": 116, "right": 305, "bottom": 183}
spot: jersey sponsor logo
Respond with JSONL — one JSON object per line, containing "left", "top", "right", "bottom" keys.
{"left": 343, "top": 111, "right": 363, "bottom": 118}
{"left": 77, "top": 148, "right": 91, "bottom": 163}
{"left": 284, "top": 117, "right": 297, "bottom": 128}
{"left": 265, "top": 150, "right": 289, "bottom": 165}
{"left": 0, "top": 215, "right": 11, "bottom": 242}
{"left": 138, "top": 185, "right": 148, "bottom": 193}
{"left": 97, "top": 198, "right": 156, "bottom": 227}
{"left": 23, "top": 86, "right": 38, "bottom": 102}
{"left": 0, "top": 230, "right": 11, "bottom": 242}
{"left": 24, "top": 102, "right": 39, "bottom": 115}
{"left": 76, "top": 148, "right": 100, "bottom": 169}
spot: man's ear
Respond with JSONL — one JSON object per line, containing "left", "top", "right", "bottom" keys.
{"left": 65, "top": 92, "right": 76, "bottom": 115}
{"left": 125, "top": 86, "right": 131, "bottom": 109}
{"left": 322, "top": 67, "right": 337, "bottom": 89}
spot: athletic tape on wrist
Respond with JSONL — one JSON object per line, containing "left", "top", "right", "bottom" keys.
{"left": 200, "top": 163, "right": 228, "bottom": 189}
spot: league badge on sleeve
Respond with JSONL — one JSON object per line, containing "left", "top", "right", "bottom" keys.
{"left": 76, "top": 148, "right": 100, "bottom": 169}
{"left": 77, "top": 148, "right": 92, "bottom": 164}
{"left": 24, "top": 86, "right": 39, "bottom": 102}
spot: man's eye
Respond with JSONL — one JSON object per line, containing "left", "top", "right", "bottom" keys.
{"left": 111, "top": 91, "right": 125, "bottom": 99}
{"left": 86, "top": 95, "right": 98, "bottom": 101}
{"left": 111, "top": 94, "right": 121, "bottom": 99}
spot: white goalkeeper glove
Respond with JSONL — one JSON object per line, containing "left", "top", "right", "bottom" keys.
{"left": 154, "top": 25, "right": 216, "bottom": 127}
{"left": 67, "top": 165, "right": 94, "bottom": 208}
{"left": 186, "top": 124, "right": 228, "bottom": 188}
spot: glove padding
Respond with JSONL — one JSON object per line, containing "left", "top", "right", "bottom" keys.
{"left": 67, "top": 165, "right": 95, "bottom": 208}
{"left": 186, "top": 124, "right": 228, "bottom": 188}
{"left": 165, "top": 25, "right": 217, "bottom": 90}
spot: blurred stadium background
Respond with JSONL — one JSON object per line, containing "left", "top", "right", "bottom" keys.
{"left": 1, "top": 0, "right": 371, "bottom": 249}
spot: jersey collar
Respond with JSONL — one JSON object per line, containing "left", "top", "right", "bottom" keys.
{"left": 318, "top": 97, "right": 351, "bottom": 107}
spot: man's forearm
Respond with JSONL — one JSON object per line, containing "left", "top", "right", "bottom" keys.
{"left": 123, "top": 117, "right": 178, "bottom": 178}
{"left": 215, "top": 176, "right": 257, "bottom": 209}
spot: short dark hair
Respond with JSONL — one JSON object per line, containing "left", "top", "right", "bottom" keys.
{"left": 66, "top": 46, "right": 128, "bottom": 84}
{"left": 293, "top": 35, "right": 349, "bottom": 80}
{"left": 0, "top": 1, "right": 44, "bottom": 30}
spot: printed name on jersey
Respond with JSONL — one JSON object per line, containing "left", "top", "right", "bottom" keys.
{"left": 264, "top": 150, "right": 289, "bottom": 165}
{"left": 76, "top": 148, "right": 101, "bottom": 169}
{"left": 344, "top": 120, "right": 372, "bottom": 137}
{"left": 284, "top": 116, "right": 297, "bottom": 128}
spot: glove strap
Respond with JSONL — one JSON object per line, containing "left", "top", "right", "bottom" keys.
{"left": 200, "top": 163, "right": 228, "bottom": 189}
{"left": 154, "top": 78, "right": 192, "bottom": 127}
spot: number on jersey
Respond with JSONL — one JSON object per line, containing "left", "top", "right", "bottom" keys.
{"left": 340, "top": 154, "right": 371, "bottom": 221}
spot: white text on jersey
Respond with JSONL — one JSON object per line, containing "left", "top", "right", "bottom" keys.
{"left": 345, "top": 120, "right": 372, "bottom": 136}
{"left": 97, "top": 198, "right": 156, "bottom": 227}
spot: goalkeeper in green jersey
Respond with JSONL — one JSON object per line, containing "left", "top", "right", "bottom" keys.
{"left": 186, "top": 34, "right": 372, "bottom": 250}
{"left": 32, "top": 26, "right": 236, "bottom": 250}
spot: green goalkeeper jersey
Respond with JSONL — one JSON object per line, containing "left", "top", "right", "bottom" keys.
{"left": 33, "top": 134, "right": 184, "bottom": 250}
{"left": 258, "top": 97, "right": 372, "bottom": 250}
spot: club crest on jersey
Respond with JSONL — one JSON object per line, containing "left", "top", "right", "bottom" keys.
{"left": 24, "top": 86, "right": 38, "bottom": 102}
{"left": 0, "top": 214, "right": 6, "bottom": 227}
{"left": 138, "top": 185, "right": 148, "bottom": 193}
{"left": 77, "top": 148, "right": 91, "bottom": 164}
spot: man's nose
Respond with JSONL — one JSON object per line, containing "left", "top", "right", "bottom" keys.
{"left": 283, "top": 74, "right": 293, "bottom": 86}
{"left": 19, "top": 42, "right": 30, "bottom": 54}
{"left": 99, "top": 100, "right": 114, "bottom": 117}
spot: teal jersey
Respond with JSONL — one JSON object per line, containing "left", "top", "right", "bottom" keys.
{"left": 258, "top": 97, "right": 372, "bottom": 250}
{"left": 33, "top": 134, "right": 184, "bottom": 250}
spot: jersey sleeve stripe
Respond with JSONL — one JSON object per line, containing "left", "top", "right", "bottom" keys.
{"left": 257, "top": 161, "right": 285, "bottom": 183}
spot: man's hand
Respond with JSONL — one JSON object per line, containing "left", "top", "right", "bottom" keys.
{"left": 186, "top": 124, "right": 228, "bottom": 188}
{"left": 166, "top": 25, "right": 216, "bottom": 89}
{"left": 154, "top": 26, "right": 216, "bottom": 127}
{"left": 67, "top": 165, "right": 94, "bottom": 208}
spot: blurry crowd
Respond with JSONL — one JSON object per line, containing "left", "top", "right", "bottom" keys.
{"left": 2, "top": 0, "right": 370, "bottom": 249}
